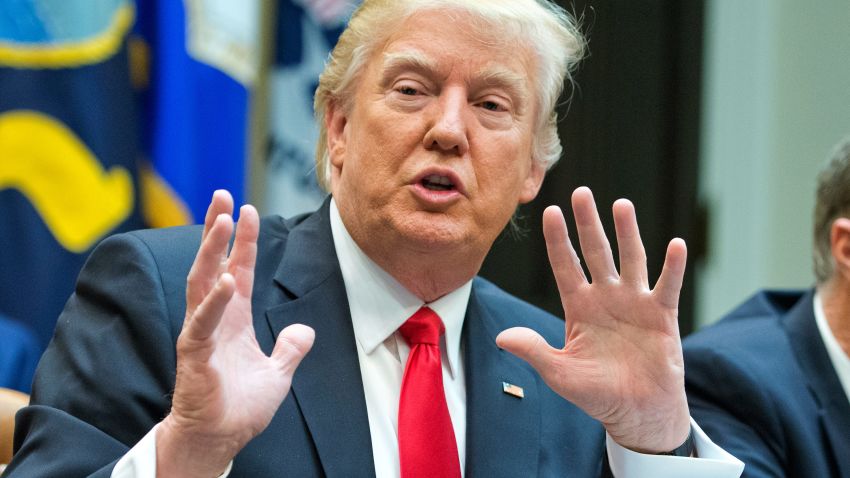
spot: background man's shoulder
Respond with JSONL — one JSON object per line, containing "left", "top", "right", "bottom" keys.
{"left": 682, "top": 289, "right": 813, "bottom": 406}
{"left": 683, "top": 289, "right": 809, "bottom": 358}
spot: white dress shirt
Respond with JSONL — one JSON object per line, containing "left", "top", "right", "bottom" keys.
{"left": 329, "top": 200, "right": 471, "bottom": 477}
{"left": 814, "top": 293, "right": 850, "bottom": 403}
{"left": 113, "top": 199, "right": 744, "bottom": 477}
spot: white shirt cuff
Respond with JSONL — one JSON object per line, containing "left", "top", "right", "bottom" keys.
{"left": 605, "top": 418, "right": 744, "bottom": 478}
{"left": 111, "top": 424, "right": 233, "bottom": 478}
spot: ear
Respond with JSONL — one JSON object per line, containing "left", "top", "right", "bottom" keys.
{"left": 518, "top": 160, "right": 546, "bottom": 204}
{"left": 326, "top": 100, "right": 348, "bottom": 172}
{"left": 831, "top": 217, "right": 850, "bottom": 279}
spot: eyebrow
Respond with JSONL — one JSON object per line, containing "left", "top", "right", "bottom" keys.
{"left": 379, "top": 50, "right": 440, "bottom": 88}
{"left": 473, "top": 65, "right": 529, "bottom": 114}
{"left": 379, "top": 50, "right": 530, "bottom": 114}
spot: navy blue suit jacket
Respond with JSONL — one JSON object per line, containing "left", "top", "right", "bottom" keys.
{"left": 6, "top": 201, "right": 607, "bottom": 477}
{"left": 684, "top": 290, "right": 850, "bottom": 478}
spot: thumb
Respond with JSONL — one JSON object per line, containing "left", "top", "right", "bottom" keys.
{"left": 496, "top": 327, "right": 559, "bottom": 373}
{"left": 272, "top": 324, "right": 315, "bottom": 375}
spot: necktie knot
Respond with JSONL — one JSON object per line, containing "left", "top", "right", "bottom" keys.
{"left": 399, "top": 307, "right": 444, "bottom": 346}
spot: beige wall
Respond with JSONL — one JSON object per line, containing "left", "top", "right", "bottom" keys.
{"left": 696, "top": 0, "right": 850, "bottom": 327}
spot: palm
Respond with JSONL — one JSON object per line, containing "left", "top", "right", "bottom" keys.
{"left": 162, "top": 191, "right": 314, "bottom": 473}
{"left": 176, "top": 293, "right": 290, "bottom": 442}
{"left": 497, "top": 187, "right": 689, "bottom": 453}
{"left": 556, "top": 280, "right": 683, "bottom": 422}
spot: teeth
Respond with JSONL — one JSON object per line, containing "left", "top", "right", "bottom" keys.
{"left": 421, "top": 174, "right": 456, "bottom": 192}
{"left": 424, "top": 174, "right": 453, "bottom": 186}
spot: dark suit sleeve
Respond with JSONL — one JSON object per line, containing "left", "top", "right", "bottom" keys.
{"left": 685, "top": 346, "right": 785, "bottom": 478}
{"left": 4, "top": 232, "right": 182, "bottom": 477}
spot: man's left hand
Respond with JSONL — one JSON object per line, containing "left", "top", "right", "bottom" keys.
{"left": 497, "top": 186, "right": 690, "bottom": 454}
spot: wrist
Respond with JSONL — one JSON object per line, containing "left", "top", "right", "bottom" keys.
{"left": 605, "top": 400, "right": 691, "bottom": 454}
{"left": 656, "top": 428, "right": 696, "bottom": 458}
{"left": 155, "top": 415, "right": 236, "bottom": 478}
{"left": 654, "top": 426, "right": 694, "bottom": 457}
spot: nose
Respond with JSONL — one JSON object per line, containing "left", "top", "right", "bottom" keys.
{"left": 422, "top": 88, "right": 470, "bottom": 156}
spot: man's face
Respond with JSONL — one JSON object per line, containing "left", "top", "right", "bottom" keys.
{"left": 327, "top": 9, "right": 545, "bottom": 260}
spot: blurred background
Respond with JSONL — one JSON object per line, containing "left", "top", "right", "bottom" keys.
{"left": 0, "top": 0, "right": 848, "bottom": 394}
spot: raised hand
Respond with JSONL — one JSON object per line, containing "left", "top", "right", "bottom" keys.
{"left": 156, "top": 190, "right": 315, "bottom": 477}
{"left": 497, "top": 187, "right": 690, "bottom": 453}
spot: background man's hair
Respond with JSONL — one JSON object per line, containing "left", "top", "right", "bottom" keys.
{"left": 813, "top": 135, "right": 850, "bottom": 283}
{"left": 312, "top": 0, "right": 586, "bottom": 191}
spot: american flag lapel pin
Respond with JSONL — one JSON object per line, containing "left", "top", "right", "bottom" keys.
{"left": 502, "top": 382, "right": 524, "bottom": 398}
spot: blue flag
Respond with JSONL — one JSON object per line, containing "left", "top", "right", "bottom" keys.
{"left": 0, "top": 314, "right": 40, "bottom": 393}
{"left": 134, "top": 0, "right": 260, "bottom": 226}
{"left": 0, "top": 0, "right": 144, "bottom": 354}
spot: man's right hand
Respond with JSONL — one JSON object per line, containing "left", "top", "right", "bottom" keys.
{"left": 155, "top": 190, "right": 315, "bottom": 478}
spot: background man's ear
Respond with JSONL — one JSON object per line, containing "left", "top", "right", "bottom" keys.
{"left": 831, "top": 218, "right": 850, "bottom": 279}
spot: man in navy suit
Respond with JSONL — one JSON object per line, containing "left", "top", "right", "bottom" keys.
{"left": 684, "top": 136, "right": 850, "bottom": 477}
{"left": 8, "top": 1, "right": 744, "bottom": 477}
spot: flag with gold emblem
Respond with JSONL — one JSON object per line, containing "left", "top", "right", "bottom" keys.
{"left": 263, "top": 0, "right": 357, "bottom": 217}
{"left": 0, "top": 0, "right": 144, "bottom": 353}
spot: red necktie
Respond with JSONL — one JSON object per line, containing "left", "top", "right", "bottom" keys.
{"left": 398, "top": 307, "right": 462, "bottom": 478}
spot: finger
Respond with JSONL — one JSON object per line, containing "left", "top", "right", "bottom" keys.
{"left": 202, "top": 190, "right": 234, "bottom": 241}
{"left": 653, "top": 238, "right": 687, "bottom": 308}
{"left": 183, "top": 272, "right": 235, "bottom": 342}
{"left": 228, "top": 205, "right": 260, "bottom": 297}
{"left": 496, "top": 327, "right": 561, "bottom": 375}
{"left": 272, "top": 324, "right": 316, "bottom": 375}
{"left": 186, "top": 214, "right": 234, "bottom": 311}
{"left": 571, "top": 187, "right": 618, "bottom": 282}
{"left": 543, "top": 205, "right": 587, "bottom": 297}
{"left": 612, "top": 199, "right": 648, "bottom": 287}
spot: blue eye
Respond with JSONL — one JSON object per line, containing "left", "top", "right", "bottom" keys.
{"left": 481, "top": 101, "right": 502, "bottom": 111}
{"left": 398, "top": 86, "right": 418, "bottom": 95}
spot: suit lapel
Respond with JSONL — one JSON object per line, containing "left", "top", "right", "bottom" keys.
{"left": 819, "top": 402, "right": 850, "bottom": 477}
{"left": 783, "top": 291, "right": 850, "bottom": 476}
{"left": 263, "top": 201, "right": 376, "bottom": 477}
{"left": 463, "top": 282, "right": 541, "bottom": 477}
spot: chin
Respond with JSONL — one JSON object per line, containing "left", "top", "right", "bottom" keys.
{"left": 393, "top": 213, "right": 475, "bottom": 252}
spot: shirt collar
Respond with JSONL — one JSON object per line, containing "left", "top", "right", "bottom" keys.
{"left": 329, "top": 199, "right": 471, "bottom": 377}
{"left": 813, "top": 291, "right": 850, "bottom": 402}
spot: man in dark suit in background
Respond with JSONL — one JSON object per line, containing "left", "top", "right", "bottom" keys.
{"left": 7, "top": 1, "right": 744, "bottom": 476}
{"left": 684, "top": 136, "right": 850, "bottom": 477}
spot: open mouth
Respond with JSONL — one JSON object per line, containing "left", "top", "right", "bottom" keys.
{"left": 421, "top": 174, "right": 455, "bottom": 191}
